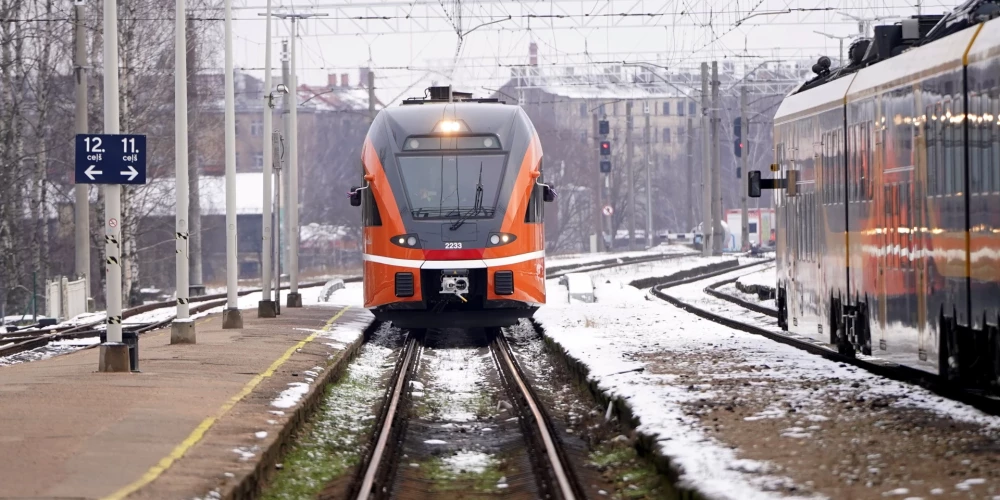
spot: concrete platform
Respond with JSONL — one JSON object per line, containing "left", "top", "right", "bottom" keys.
{"left": 0, "top": 304, "right": 375, "bottom": 499}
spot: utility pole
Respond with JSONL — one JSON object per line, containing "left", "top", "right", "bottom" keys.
{"left": 686, "top": 116, "right": 694, "bottom": 231}
{"left": 593, "top": 112, "right": 604, "bottom": 252}
{"left": 286, "top": 17, "right": 302, "bottom": 308}
{"left": 73, "top": 0, "right": 90, "bottom": 302}
{"left": 710, "top": 61, "right": 723, "bottom": 255}
{"left": 187, "top": 15, "right": 204, "bottom": 298}
{"left": 221, "top": 0, "right": 242, "bottom": 329}
{"left": 258, "top": 0, "right": 276, "bottom": 318}
{"left": 171, "top": 0, "right": 195, "bottom": 344}
{"left": 644, "top": 104, "right": 652, "bottom": 248}
{"left": 368, "top": 70, "right": 376, "bottom": 123}
{"left": 275, "top": 12, "right": 325, "bottom": 308}
{"left": 700, "top": 63, "right": 712, "bottom": 257}
{"left": 98, "top": 0, "right": 128, "bottom": 371}
{"left": 626, "top": 100, "right": 635, "bottom": 251}
{"left": 740, "top": 86, "right": 749, "bottom": 251}
{"left": 280, "top": 40, "right": 290, "bottom": 292}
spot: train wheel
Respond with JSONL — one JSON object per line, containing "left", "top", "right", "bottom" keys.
{"left": 828, "top": 294, "right": 841, "bottom": 346}
{"left": 992, "top": 317, "right": 1000, "bottom": 390}
{"left": 858, "top": 300, "right": 872, "bottom": 356}
{"left": 939, "top": 305, "right": 960, "bottom": 382}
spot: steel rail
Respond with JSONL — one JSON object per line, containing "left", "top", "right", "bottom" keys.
{"left": 651, "top": 263, "right": 1000, "bottom": 417}
{"left": 355, "top": 336, "right": 418, "bottom": 500}
{"left": 492, "top": 333, "right": 579, "bottom": 500}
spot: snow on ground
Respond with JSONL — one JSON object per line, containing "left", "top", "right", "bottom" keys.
{"left": 718, "top": 282, "right": 777, "bottom": 310}
{"left": 737, "top": 265, "right": 777, "bottom": 290}
{"left": 545, "top": 244, "right": 693, "bottom": 268}
{"left": 535, "top": 258, "right": 1000, "bottom": 499}
{"left": 418, "top": 345, "right": 492, "bottom": 422}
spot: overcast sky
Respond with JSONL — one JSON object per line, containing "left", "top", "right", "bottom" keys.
{"left": 225, "top": 0, "right": 963, "bottom": 105}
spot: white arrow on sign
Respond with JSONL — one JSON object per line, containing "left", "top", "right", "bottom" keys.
{"left": 121, "top": 165, "right": 138, "bottom": 182}
{"left": 84, "top": 164, "right": 103, "bottom": 181}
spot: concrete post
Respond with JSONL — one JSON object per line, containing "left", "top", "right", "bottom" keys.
{"left": 286, "top": 18, "right": 302, "bottom": 308}
{"left": 711, "top": 61, "right": 723, "bottom": 255}
{"left": 700, "top": 63, "right": 712, "bottom": 257}
{"left": 740, "top": 85, "right": 750, "bottom": 251}
{"left": 73, "top": 3, "right": 91, "bottom": 302}
{"left": 99, "top": 0, "right": 129, "bottom": 371}
{"left": 171, "top": 0, "right": 195, "bottom": 343}
{"left": 626, "top": 100, "right": 635, "bottom": 251}
{"left": 258, "top": 0, "right": 277, "bottom": 318}
{"left": 222, "top": 0, "right": 243, "bottom": 329}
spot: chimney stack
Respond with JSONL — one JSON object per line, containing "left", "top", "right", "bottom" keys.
{"left": 341, "top": 73, "right": 349, "bottom": 88}
{"left": 529, "top": 41, "right": 538, "bottom": 66}
{"left": 328, "top": 73, "right": 338, "bottom": 87}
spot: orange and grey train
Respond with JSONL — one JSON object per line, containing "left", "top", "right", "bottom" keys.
{"left": 349, "top": 87, "right": 555, "bottom": 329}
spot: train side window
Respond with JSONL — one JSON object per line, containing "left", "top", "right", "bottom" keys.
{"left": 925, "top": 105, "right": 936, "bottom": 196}
{"left": 993, "top": 92, "right": 1000, "bottom": 193}
{"left": 970, "top": 94, "right": 982, "bottom": 195}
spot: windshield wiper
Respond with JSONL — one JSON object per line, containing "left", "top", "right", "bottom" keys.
{"left": 449, "top": 162, "right": 484, "bottom": 231}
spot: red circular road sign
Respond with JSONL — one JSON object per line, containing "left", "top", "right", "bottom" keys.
{"left": 109, "top": 218, "right": 118, "bottom": 228}
{"left": 602, "top": 205, "right": 613, "bottom": 216}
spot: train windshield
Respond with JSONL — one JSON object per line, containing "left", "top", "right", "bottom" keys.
{"left": 398, "top": 155, "right": 506, "bottom": 219}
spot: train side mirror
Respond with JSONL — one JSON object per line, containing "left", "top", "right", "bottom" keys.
{"left": 349, "top": 186, "right": 362, "bottom": 207}
{"left": 543, "top": 184, "right": 557, "bottom": 202}
{"left": 748, "top": 171, "right": 762, "bottom": 198}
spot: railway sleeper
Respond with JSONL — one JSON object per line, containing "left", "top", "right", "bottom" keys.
{"left": 939, "top": 307, "right": 1000, "bottom": 389}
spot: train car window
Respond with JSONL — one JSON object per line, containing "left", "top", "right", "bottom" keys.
{"left": 992, "top": 92, "right": 1000, "bottom": 193}
{"left": 970, "top": 94, "right": 982, "bottom": 195}
{"left": 848, "top": 125, "right": 857, "bottom": 202}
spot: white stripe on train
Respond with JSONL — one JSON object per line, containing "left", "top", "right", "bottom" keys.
{"left": 362, "top": 250, "right": 546, "bottom": 269}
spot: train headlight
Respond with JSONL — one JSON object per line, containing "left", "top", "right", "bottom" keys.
{"left": 488, "top": 232, "right": 516, "bottom": 247}
{"left": 434, "top": 119, "right": 469, "bottom": 134}
{"left": 391, "top": 234, "right": 421, "bottom": 248}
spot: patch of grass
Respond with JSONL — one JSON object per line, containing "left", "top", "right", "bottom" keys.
{"left": 261, "top": 347, "right": 390, "bottom": 500}
{"left": 590, "top": 442, "right": 669, "bottom": 499}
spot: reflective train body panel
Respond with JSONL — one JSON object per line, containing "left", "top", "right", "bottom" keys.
{"left": 356, "top": 99, "right": 549, "bottom": 329}
{"left": 773, "top": 14, "right": 1000, "bottom": 385}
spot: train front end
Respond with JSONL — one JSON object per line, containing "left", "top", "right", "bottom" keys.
{"left": 351, "top": 90, "right": 553, "bottom": 329}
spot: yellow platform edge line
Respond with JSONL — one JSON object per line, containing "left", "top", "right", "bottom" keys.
{"left": 102, "top": 306, "right": 351, "bottom": 500}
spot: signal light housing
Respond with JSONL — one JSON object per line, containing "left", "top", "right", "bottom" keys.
{"left": 599, "top": 120, "right": 609, "bottom": 135}
{"left": 600, "top": 159, "right": 611, "bottom": 173}
{"left": 600, "top": 141, "right": 611, "bottom": 156}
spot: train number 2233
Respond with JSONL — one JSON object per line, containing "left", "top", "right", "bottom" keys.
{"left": 445, "top": 242, "right": 463, "bottom": 249}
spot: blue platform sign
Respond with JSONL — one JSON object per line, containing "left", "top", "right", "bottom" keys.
{"left": 75, "top": 134, "right": 147, "bottom": 185}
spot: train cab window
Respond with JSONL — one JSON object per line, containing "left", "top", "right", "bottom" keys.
{"left": 362, "top": 183, "right": 382, "bottom": 227}
{"left": 525, "top": 161, "right": 544, "bottom": 223}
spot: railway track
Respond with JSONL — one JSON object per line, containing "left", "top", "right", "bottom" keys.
{"left": 0, "top": 278, "right": 359, "bottom": 360}
{"left": 348, "top": 327, "right": 585, "bottom": 500}
{"left": 1, "top": 250, "right": 693, "bottom": 362}
{"left": 649, "top": 261, "right": 1000, "bottom": 417}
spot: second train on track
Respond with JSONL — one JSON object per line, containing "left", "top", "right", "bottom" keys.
{"left": 769, "top": 0, "right": 1000, "bottom": 387}
{"left": 350, "top": 86, "right": 555, "bottom": 329}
